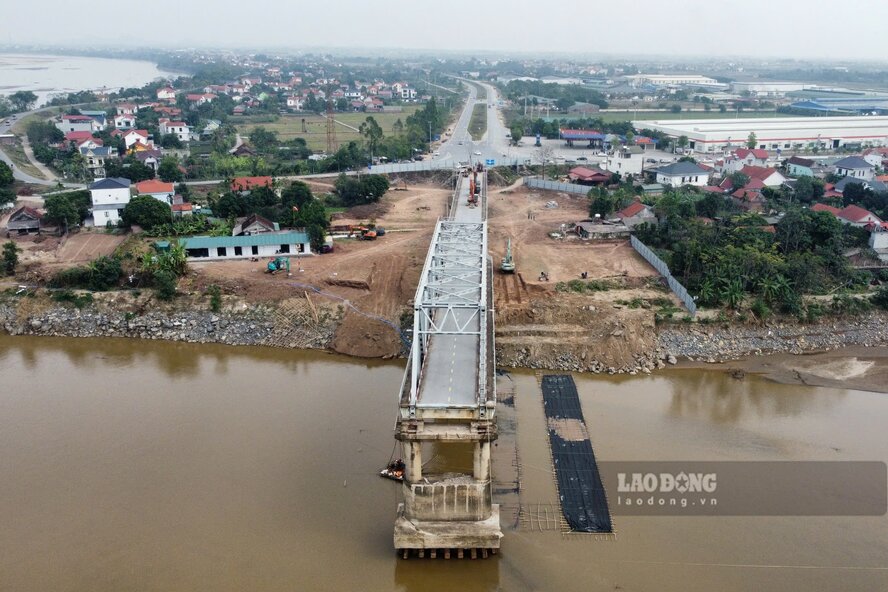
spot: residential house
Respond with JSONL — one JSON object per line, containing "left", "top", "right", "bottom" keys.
{"left": 117, "top": 129, "right": 152, "bottom": 150}
{"left": 652, "top": 161, "right": 710, "bottom": 187}
{"left": 861, "top": 148, "right": 888, "bottom": 168}
{"left": 185, "top": 93, "right": 217, "bottom": 106}
{"left": 134, "top": 148, "right": 163, "bottom": 172}
{"left": 162, "top": 230, "right": 312, "bottom": 261}
{"left": 231, "top": 176, "right": 276, "bottom": 194}
{"left": 722, "top": 148, "right": 769, "bottom": 173}
{"left": 135, "top": 179, "right": 175, "bottom": 206}
{"left": 731, "top": 188, "right": 765, "bottom": 212}
{"left": 171, "top": 195, "right": 193, "bottom": 217}
{"left": 615, "top": 199, "right": 656, "bottom": 228}
{"left": 834, "top": 156, "right": 875, "bottom": 180}
{"left": 812, "top": 203, "right": 883, "bottom": 228}
{"left": 159, "top": 119, "right": 192, "bottom": 143}
{"left": 786, "top": 155, "right": 815, "bottom": 177}
{"left": 113, "top": 113, "right": 136, "bottom": 130}
{"left": 79, "top": 111, "right": 108, "bottom": 131}
{"left": 63, "top": 131, "right": 96, "bottom": 147}
{"left": 88, "top": 177, "right": 131, "bottom": 226}
{"left": 568, "top": 166, "right": 611, "bottom": 185}
{"left": 739, "top": 165, "right": 785, "bottom": 187}
{"left": 603, "top": 146, "right": 644, "bottom": 177}
{"left": 232, "top": 213, "right": 279, "bottom": 236}
{"left": 80, "top": 145, "right": 114, "bottom": 177}
{"left": 286, "top": 95, "right": 305, "bottom": 110}
{"left": 56, "top": 114, "right": 100, "bottom": 134}
{"left": 116, "top": 102, "right": 137, "bottom": 115}
{"left": 6, "top": 206, "right": 43, "bottom": 235}
{"left": 834, "top": 176, "right": 888, "bottom": 194}
{"left": 200, "top": 120, "right": 222, "bottom": 139}
{"left": 157, "top": 86, "right": 177, "bottom": 101}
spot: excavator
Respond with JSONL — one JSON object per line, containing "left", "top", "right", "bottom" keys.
{"left": 500, "top": 238, "right": 515, "bottom": 273}
{"left": 266, "top": 256, "right": 290, "bottom": 275}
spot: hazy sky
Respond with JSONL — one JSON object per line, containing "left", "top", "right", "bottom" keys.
{"left": 6, "top": 0, "right": 888, "bottom": 61}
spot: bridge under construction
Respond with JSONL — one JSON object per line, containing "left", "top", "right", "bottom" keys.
{"left": 393, "top": 166, "right": 502, "bottom": 558}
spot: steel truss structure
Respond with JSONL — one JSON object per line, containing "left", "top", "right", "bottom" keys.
{"left": 408, "top": 219, "right": 488, "bottom": 414}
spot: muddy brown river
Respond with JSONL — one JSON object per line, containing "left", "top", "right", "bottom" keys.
{"left": 1, "top": 335, "right": 886, "bottom": 591}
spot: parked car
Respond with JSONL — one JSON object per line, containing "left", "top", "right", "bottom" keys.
{"left": 646, "top": 158, "right": 657, "bottom": 163}
{"left": 577, "top": 156, "right": 588, "bottom": 161}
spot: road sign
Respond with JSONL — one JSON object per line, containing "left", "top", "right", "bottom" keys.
{"left": 485, "top": 159, "right": 495, "bottom": 166}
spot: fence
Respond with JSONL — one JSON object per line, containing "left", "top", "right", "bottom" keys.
{"left": 630, "top": 235, "right": 697, "bottom": 316}
{"left": 525, "top": 177, "right": 591, "bottom": 196}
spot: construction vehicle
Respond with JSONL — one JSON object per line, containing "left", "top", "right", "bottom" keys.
{"left": 348, "top": 224, "right": 379, "bottom": 240}
{"left": 266, "top": 256, "right": 290, "bottom": 275}
{"left": 500, "top": 238, "right": 515, "bottom": 273}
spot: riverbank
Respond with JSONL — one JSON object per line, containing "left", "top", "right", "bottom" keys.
{"left": 3, "top": 289, "right": 888, "bottom": 378}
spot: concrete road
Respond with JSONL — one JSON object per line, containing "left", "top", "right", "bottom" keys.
{"left": 1, "top": 107, "right": 85, "bottom": 188}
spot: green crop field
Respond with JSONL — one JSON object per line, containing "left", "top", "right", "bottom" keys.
{"left": 233, "top": 107, "right": 420, "bottom": 152}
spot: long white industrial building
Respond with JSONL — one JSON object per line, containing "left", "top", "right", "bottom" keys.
{"left": 635, "top": 116, "right": 888, "bottom": 153}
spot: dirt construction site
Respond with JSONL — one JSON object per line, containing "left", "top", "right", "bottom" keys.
{"left": 4, "top": 178, "right": 675, "bottom": 369}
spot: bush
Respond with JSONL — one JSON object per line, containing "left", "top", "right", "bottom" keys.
{"left": 51, "top": 289, "right": 94, "bottom": 309}
{"left": 750, "top": 298, "right": 771, "bottom": 321}
{"left": 50, "top": 256, "right": 122, "bottom": 291}
{"left": 207, "top": 284, "right": 222, "bottom": 312}
{"left": 122, "top": 195, "right": 173, "bottom": 230}
{"left": 871, "top": 286, "right": 888, "bottom": 310}
{"left": 153, "top": 269, "right": 177, "bottom": 301}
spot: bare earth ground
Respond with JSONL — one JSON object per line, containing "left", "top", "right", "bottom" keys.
{"left": 185, "top": 183, "right": 452, "bottom": 358}
{"left": 487, "top": 184, "right": 667, "bottom": 370}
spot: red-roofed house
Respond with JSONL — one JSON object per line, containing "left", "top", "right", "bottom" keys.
{"left": 811, "top": 203, "right": 841, "bottom": 216}
{"left": 740, "top": 165, "right": 785, "bottom": 187}
{"left": 116, "top": 102, "right": 137, "bottom": 115}
{"left": 157, "top": 86, "right": 176, "bottom": 101}
{"left": 731, "top": 188, "right": 765, "bottom": 212}
{"left": 615, "top": 199, "right": 656, "bottom": 228}
{"left": 120, "top": 129, "right": 151, "bottom": 150}
{"left": 159, "top": 119, "right": 192, "bottom": 142}
{"left": 135, "top": 179, "right": 175, "bottom": 205}
{"left": 722, "top": 148, "right": 769, "bottom": 173}
{"left": 185, "top": 93, "right": 217, "bottom": 106}
{"left": 63, "top": 131, "right": 95, "bottom": 145}
{"left": 838, "top": 205, "right": 883, "bottom": 227}
{"left": 568, "top": 166, "right": 611, "bottom": 185}
{"left": 231, "top": 176, "right": 276, "bottom": 194}
{"left": 113, "top": 113, "right": 136, "bottom": 130}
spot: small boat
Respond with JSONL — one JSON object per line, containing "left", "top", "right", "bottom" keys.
{"left": 380, "top": 459, "right": 406, "bottom": 482}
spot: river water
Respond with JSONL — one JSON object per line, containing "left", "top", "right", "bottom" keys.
{"left": 0, "top": 334, "right": 886, "bottom": 591}
{"left": 0, "top": 53, "right": 178, "bottom": 107}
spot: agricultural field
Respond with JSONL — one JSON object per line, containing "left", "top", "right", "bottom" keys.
{"left": 233, "top": 107, "right": 421, "bottom": 152}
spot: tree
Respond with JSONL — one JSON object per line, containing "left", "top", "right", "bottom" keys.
{"left": 2, "top": 241, "right": 21, "bottom": 275}
{"left": 676, "top": 135, "right": 689, "bottom": 151}
{"left": 153, "top": 269, "right": 177, "bottom": 300}
{"left": 555, "top": 97, "right": 573, "bottom": 112}
{"left": 729, "top": 172, "right": 750, "bottom": 189}
{"left": 747, "top": 132, "right": 757, "bottom": 149}
{"left": 122, "top": 195, "right": 172, "bottom": 229}
{"left": 510, "top": 123, "right": 524, "bottom": 144}
{"left": 670, "top": 104, "right": 682, "bottom": 113}
{"left": 158, "top": 156, "right": 183, "bottom": 182}
{"left": 160, "top": 133, "right": 183, "bottom": 149}
{"left": 9, "top": 91, "right": 38, "bottom": 112}
{"left": 0, "top": 161, "right": 13, "bottom": 188}
{"left": 44, "top": 191, "right": 91, "bottom": 227}
{"left": 249, "top": 126, "right": 279, "bottom": 153}
{"left": 307, "top": 224, "right": 326, "bottom": 253}
{"left": 358, "top": 116, "right": 384, "bottom": 158}
{"left": 213, "top": 192, "right": 246, "bottom": 219}
{"left": 281, "top": 181, "right": 314, "bottom": 210}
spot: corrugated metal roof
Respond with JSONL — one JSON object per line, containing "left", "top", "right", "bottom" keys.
{"left": 173, "top": 231, "right": 310, "bottom": 250}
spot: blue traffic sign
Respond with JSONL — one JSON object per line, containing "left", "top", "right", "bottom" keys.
{"left": 485, "top": 159, "right": 495, "bottom": 166}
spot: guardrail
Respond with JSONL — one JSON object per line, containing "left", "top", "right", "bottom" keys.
{"left": 630, "top": 235, "right": 697, "bottom": 316}
{"left": 525, "top": 177, "right": 591, "bottom": 196}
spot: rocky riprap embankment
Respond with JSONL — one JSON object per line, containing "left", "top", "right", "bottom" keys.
{"left": 657, "top": 312, "right": 888, "bottom": 363}
{"left": 0, "top": 300, "right": 340, "bottom": 350}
